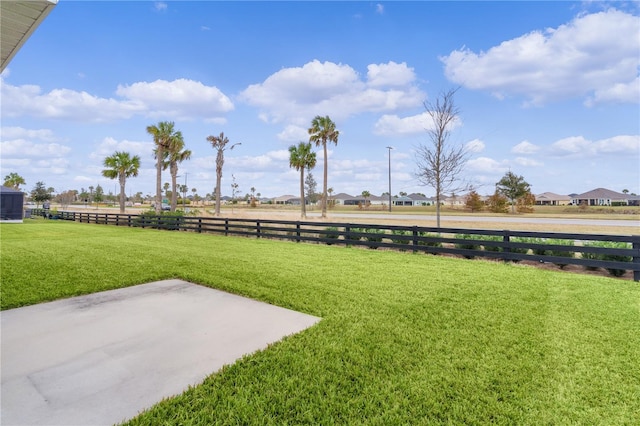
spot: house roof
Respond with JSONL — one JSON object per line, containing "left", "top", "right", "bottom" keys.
{"left": 0, "top": 185, "right": 24, "bottom": 194}
{"left": 272, "top": 195, "right": 297, "bottom": 202}
{"left": 573, "top": 188, "right": 627, "bottom": 199}
{"left": 1, "top": 0, "right": 58, "bottom": 72}
{"left": 407, "top": 193, "right": 428, "bottom": 200}
{"left": 535, "top": 192, "right": 571, "bottom": 201}
{"left": 332, "top": 192, "right": 354, "bottom": 200}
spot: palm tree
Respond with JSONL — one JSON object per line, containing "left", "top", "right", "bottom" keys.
{"left": 3, "top": 172, "right": 26, "bottom": 190}
{"left": 101, "top": 151, "right": 141, "bottom": 213}
{"left": 165, "top": 134, "right": 191, "bottom": 211}
{"left": 147, "top": 121, "right": 181, "bottom": 214}
{"left": 289, "top": 142, "right": 317, "bottom": 218}
{"left": 308, "top": 115, "right": 339, "bottom": 218}
{"left": 361, "top": 190, "right": 371, "bottom": 209}
{"left": 206, "top": 132, "right": 240, "bottom": 216}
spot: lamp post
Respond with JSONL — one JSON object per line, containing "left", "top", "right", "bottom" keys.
{"left": 386, "top": 146, "right": 393, "bottom": 212}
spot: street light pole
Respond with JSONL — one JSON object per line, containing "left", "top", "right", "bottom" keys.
{"left": 386, "top": 146, "right": 393, "bottom": 212}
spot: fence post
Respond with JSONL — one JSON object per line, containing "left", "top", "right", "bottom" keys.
{"left": 412, "top": 226, "right": 418, "bottom": 253}
{"left": 198, "top": 218, "right": 202, "bottom": 233}
{"left": 502, "top": 230, "right": 511, "bottom": 262}
{"left": 257, "top": 221, "right": 261, "bottom": 238}
{"left": 633, "top": 236, "right": 640, "bottom": 282}
{"left": 225, "top": 219, "right": 229, "bottom": 236}
{"left": 345, "top": 225, "right": 351, "bottom": 245}
{"left": 296, "top": 223, "right": 301, "bottom": 243}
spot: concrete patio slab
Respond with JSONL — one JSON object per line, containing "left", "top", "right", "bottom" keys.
{"left": 1, "top": 280, "right": 320, "bottom": 425}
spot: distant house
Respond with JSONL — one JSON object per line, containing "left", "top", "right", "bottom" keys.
{"left": 0, "top": 185, "right": 24, "bottom": 222}
{"left": 570, "top": 188, "right": 628, "bottom": 206}
{"left": 343, "top": 196, "right": 365, "bottom": 206}
{"left": 331, "top": 193, "right": 353, "bottom": 206}
{"left": 273, "top": 195, "right": 298, "bottom": 205}
{"left": 443, "top": 194, "right": 465, "bottom": 206}
{"left": 392, "top": 196, "right": 414, "bottom": 206}
{"left": 368, "top": 194, "right": 386, "bottom": 206}
{"left": 535, "top": 192, "right": 572, "bottom": 206}
{"left": 626, "top": 195, "right": 640, "bottom": 207}
{"left": 408, "top": 193, "right": 436, "bottom": 206}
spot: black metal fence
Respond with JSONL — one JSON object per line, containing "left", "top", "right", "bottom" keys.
{"left": 29, "top": 209, "right": 640, "bottom": 281}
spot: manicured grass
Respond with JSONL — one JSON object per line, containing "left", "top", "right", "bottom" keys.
{"left": 2, "top": 220, "right": 639, "bottom": 424}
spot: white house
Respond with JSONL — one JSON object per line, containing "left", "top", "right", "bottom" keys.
{"left": 570, "top": 188, "right": 628, "bottom": 206}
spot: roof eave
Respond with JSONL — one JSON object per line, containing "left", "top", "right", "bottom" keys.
{"left": 1, "top": 0, "right": 58, "bottom": 72}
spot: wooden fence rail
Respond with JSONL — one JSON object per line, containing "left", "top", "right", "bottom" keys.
{"left": 30, "top": 209, "right": 640, "bottom": 281}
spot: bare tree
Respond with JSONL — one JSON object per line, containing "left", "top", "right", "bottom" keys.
{"left": 415, "top": 88, "right": 469, "bottom": 228}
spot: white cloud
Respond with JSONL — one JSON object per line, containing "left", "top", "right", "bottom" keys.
{"left": 551, "top": 134, "right": 640, "bottom": 157}
{"left": 154, "top": 2, "right": 167, "bottom": 12}
{"left": 512, "top": 140, "right": 540, "bottom": 154}
{"left": 0, "top": 126, "right": 59, "bottom": 142}
{"left": 373, "top": 112, "right": 430, "bottom": 136}
{"left": 239, "top": 60, "right": 424, "bottom": 125}
{"left": 374, "top": 110, "right": 463, "bottom": 137}
{"left": 0, "top": 80, "right": 144, "bottom": 122}
{"left": 587, "top": 76, "right": 640, "bottom": 106}
{"left": 514, "top": 157, "right": 544, "bottom": 167}
{"left": 465, "top": 139, "right": 485, "bottom": 153}
{"left": 277, "top": 125, "right": 309, "bottom": 142}
{"left": 195, "top": 149, "right": 291, "bottom": 174}
{"left": 375, "top": 4, "right": 384, "bottom": 15}
{"left": 366, "top": 62, "right": 416, "bottom": 87}
{"left": 89, "top": 137, "right": 154, "bottom": 161}
{"left": 116, "top": 79, "right": 234, "bottom": 120}
{"left": 1, "top": 139, "right": 71, "bottom": 158}
{"left": 466, "top": 157, "right": 509, "bottom": 174}
{"left": 594, "top": 135, "right": 640, "bottom": 154}
{"left": 441, "top": 9, "right": 640, "bottom": 105}
{"left": 1, "top": 78, "right": 233, "bottom": 122}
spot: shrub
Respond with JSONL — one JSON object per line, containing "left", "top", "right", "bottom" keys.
{"left": 324, "top": 226, "right": 340, "bottom": 245}
{"left": 363, "top": 228, "right": 386, "bottom": 249}
{"left": 480, "top": 235, "right": 503, "bottom": 252}
{"left": 487, "top": 191, "right": 509, "bottom": 213}
{"left": 133, "top": 210, "right": 185, "bottom": 230}
{"left": 546, "top": 239, "right": 575, "bottom": 269}
{"left": 455, "top": 234, "right": 482, "bottom": 259}
{"left": 580, "top": 241, "right": 601, "bottom": 271}
{"left": 465, "top": 190, "right": 484, "bottom": 212}
{"left": 391, "top": 229, "right": 411, "bottom": 251}
{"left": 348, "top": 227, "right": 364, "bottom": 242}
{"left": 524, "top": 237, "right": 574, "bottom": 268}
{"left": 516, "top": 192, "right": 536, "bottom": 213}
{"left": 418, "top": 232, "right": 443, "bottom": 248}
{"left": 508, "top": 237, "right": 531, "bottom": 262}
{"left": 582, "top": 241, "right": 632, "bottom": 277}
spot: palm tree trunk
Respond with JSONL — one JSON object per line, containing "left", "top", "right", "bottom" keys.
{"left": 215, "top": 172, "right": 221, "bottom": 216}
{"left": 170, "top": 164, "right": 178, "bottom": 212}
{"left": 300, "top": 168, "right": 306, "bottom": 218}
{"left": 322, "top": 141, "right": 328, "bottom": 218}
{"left": 119, "top": 176, "right": 126, "bottom": 214}
{"left": 155, "top": 147, "right": 163, "bottom": 214}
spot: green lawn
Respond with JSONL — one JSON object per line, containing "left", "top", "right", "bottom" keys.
{"left": 2, "top": 220, "right": 639, "bottom": 425}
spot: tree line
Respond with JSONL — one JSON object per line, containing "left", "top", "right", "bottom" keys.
{"left": 6, "top": 89, "right": 624, "bottom": 221}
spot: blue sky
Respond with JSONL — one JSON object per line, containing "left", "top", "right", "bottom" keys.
{"left": 2, "top": 1, "right": 639, "bottom": 199}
